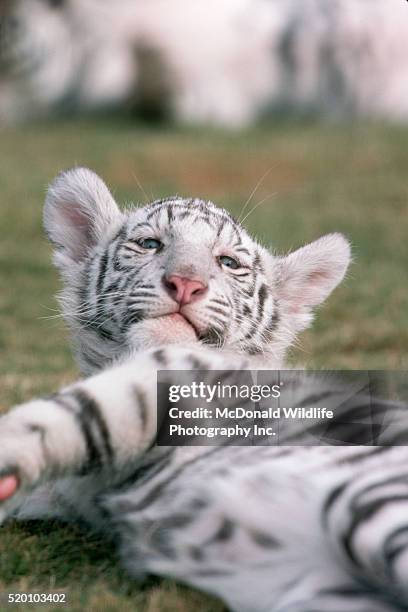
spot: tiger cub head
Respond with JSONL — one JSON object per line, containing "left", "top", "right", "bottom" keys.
{"left": 44, "top": 167, "right": 351, "bottom": 374}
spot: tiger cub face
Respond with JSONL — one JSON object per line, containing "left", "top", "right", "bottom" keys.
{"left": 44, "top": 168, "right": 350, "bottom": 373}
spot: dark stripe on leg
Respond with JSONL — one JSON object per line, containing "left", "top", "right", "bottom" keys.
{"left": 54, "top": 395, "right": 102, "bottom": 471}
{"left": 133, "top": 385, "right": 149, "bottom": 432}
{"left": 71, "top": 388, "right": 114, "bottom": 463}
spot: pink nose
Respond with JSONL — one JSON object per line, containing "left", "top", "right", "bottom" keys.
{"left": 164, "top": 275, "right": 207, "bottom": 305}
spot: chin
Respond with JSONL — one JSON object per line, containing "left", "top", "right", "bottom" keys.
{"left": 127, "top": 314, "right": 199, "bottom": 350}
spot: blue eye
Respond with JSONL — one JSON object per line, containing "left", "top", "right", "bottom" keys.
{"left": 138, "top": 238, "right": 163, "bottom": 250}
{"left": 219, "top": 255, "right": 240, "bottom": 270}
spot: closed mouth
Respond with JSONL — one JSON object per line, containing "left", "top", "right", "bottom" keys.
{"left": 158, "top": 312, "right": 200, "bottom": 338}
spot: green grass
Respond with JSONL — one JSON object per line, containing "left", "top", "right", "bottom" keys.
{"left": 0, "top": 117, "right": 407, "bottom": 610}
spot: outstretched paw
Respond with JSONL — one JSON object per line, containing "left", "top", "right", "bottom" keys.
{"left": 0, "top": 471, "right": 25, "bottom": 525}
{"left": 0, "top": 474, "right": 19, "bottom": 502}
{"left": 0, "top": 400, "right": 52, "bottom": 523}
{"left": 0, "top": 472, "right": 20, "bottom": 524}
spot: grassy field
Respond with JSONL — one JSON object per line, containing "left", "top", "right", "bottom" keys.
{"left": 0, "top": 117, "right": 407, "bottom": 610}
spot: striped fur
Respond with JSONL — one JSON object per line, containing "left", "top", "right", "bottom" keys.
{"left": 1, "top": 168, "right": 407, "bottom": 611}
{"left": 44, "top": 168, "right": 350, "bottom": 374}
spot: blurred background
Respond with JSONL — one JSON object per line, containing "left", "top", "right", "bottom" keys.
{"left": 2, "top": 0, "right": 408, "bottom": 126}
{"left": 0, "top": 1, "right": 407, "bottom": 610}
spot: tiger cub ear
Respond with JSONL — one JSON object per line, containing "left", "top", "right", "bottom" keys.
{"left": 276, "top": 233, "right": 351, "bottom": 329}
{"left": 44, "top": 167, "right": 123, "bottom": 265}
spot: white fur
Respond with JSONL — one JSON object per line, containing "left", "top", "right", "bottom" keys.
{"left": 45, "top": 168, "right": 351, "bottom": 372}
{"left": 1, "top": 169, "right": 405, "bottom": 612}
{"left": 2, "top": 0, "right": 408, "bottom": 125}
{"left": 44, "top": 168, "right": 123, "bottom": 266}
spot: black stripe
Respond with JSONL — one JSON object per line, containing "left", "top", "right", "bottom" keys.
{"left": 211, "top": 297, "right": 229, "bottom": 307}
{"left": 77, "top": 262, "right": 94, "bottom": 324}
{"left": 160, "top": 512, "right": 196, "bottom": 529}
{"left": 177, "top": 210, "right": 193, "bottom": 221}
{"left": 133, "top": 385, "right": 149, "bottom": 432}
{"left": 105, "top": 448, "right": 176, "bottom": 494}
{"left": 146, "top": 197, "right": 178, "bottom": 212}
{"left": 104, "top": 278, "right": 121, "bottom": 294}
{"left": 243, "top": 285, "right": 256, "bottom": 298}
{"left": 133, "top": 283, "right": 155, "bottom": 289}
{"left": 253, "top": 251, "right": 261, "bottom": 269}
{"left": 147, "top": 526, "right": 178, "bottom": 559}
{"left": 247, "top": 345, "right": 262, "bottom": 356}
{"left": 121, "top": 309, "right": 144, "bottom": 331}
{"left": 189, "top": 546, "right": 205, "bottom": 561}
{"left": 322, "top": 481, "right": 348, "bottom": 527}
{"left": 198, "top": 327, "right": 224, "bottom": 347}
{"left": 146, "top": 206, "right": 166, "bottom": 220}
{"left": 54, "top": 395, "right": 102, "bottom": 471}
{"left": 216, "top": 216, "right": 227, "bottom": 237}
{"left": 384, "top": 525, "right": 408, "bottom": 570}
{"left": 190, "top": 569, "right": 234, "bottom": 578}
{"left": 26, "top": 424, "right": 48, "bottom": 461}
{"left": 153, "top": 349, "right": 167, "bottom": 366}
{"left": 112, "top": 225, "right": 128, "bottom": 264}
{"left": 187, "top": 355, "right": 209, "bottom": 369}
{"left": 207, "top": 305, "right": 228, "bottom": 317}
{"left": 96, "top": 250, "right": 109, "bottom": 295}
{"left": 128, "top": 448, "right": 224, "bottom": 512}
{"left": 243, "top": 316, "right": 260, "bottom": 340}
{"left": 343, "top": 494, "right": 408, "bottom": 567}
{"left": 338, "top": 446, "right": 390, "bottom": 466}
{"left": 129, "top": 291, "right": 156, "bottom": 299}
{"left": 207, "top": 519, "right": 235, "bottom": 543}
{"left": 71, "top": 388, "right": 114, "bottom": 463}
{"left": 243, "top": 304, "right": 251, "bottom": 316}
{"left": 257, "top": 284, "right": 268, "bottom": 320}
{"left": 248, "top": 529, "right": 281, "bottom": 548}
{"left": 265, "top": 310, "right": 280, "bottom": 340}
{"left": 82, "top": 351, "right": 102, "bottom": 372}
{"left": 235, "top": 246, "right": 250, "bottom": 255}
{"left": 130, "top": 221, "right": 157, "bottom": 231}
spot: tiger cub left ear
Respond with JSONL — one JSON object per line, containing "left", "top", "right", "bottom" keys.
{"left": 44, "top": 167, "right": 123, "bottom": 265}
{"left": 276, "top": 233, "right": 351, "bottom": 323}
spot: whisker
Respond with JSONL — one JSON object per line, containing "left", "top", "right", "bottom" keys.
{"left": 240, "top": 192, "right": 278, "bottom": 226}
{"left": 39, "top": 290, "right": 135, "bottom": 321}
{"left": 131, "top": 171, "right": 152, "bottom": 204}
{"left": 238, "top": 166, "right": 276, "bottom": 223}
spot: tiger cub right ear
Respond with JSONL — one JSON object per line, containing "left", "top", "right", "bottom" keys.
{"left": 275, "top": 232, "right": 351, "bottom": 331}
{"left": 44, "top": 167, "right": 123, "bottom": 265}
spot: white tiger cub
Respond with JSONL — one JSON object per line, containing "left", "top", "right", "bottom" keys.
{"left": 1, "top": 169, "right": 408, "bottom": 611}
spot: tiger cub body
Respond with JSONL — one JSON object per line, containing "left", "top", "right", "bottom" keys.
{"left": 0, "top": 168, "right": 407, "bottom": 611}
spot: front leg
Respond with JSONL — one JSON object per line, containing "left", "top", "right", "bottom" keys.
{"left": 0, "top": 360, "right": 156, "bottom": 522}
{"left": 0, "top": 345, "right": 247, "bottom": 522}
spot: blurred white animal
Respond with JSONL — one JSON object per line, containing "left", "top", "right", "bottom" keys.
{"left": 271, "top": 0, "right": 408, "bottom": 121}
{"left": 0, "top": 0, "right": 137, "bottom": 122}
{"left": 0, "top": 0, "right": 277, "bottom": 126}
{"left": 1, "top": 0, "right": 408, "bottom": 126}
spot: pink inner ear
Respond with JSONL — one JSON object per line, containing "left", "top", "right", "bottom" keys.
{"left": 60, "top": 203, "right": 93, "bottom": 259}
{"left": 282, "top": 267, "right": 334, "bottom": 313}
{"left": 306, "top": 268, "right": 332, "bottom": 283}
{"left": 64, "top": 205, "right": 91, "bottom": 236}
{"left": 65, "top": 205, "right": 86, "bottom": 225}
